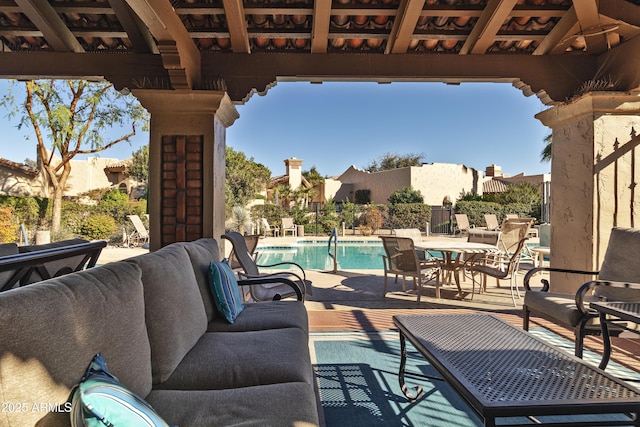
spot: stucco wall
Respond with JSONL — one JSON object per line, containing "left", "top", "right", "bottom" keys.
{"left": 410, "top": 163, "right": 482, "bottom": 205}
{"left": 65, "top": 157, "right": 120, "bottom": 196}
{"left": 333, "top": 163, "right": 482, "bottom": 205}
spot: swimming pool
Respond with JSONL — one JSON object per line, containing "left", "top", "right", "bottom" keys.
{"left": 256, "top": 240, "right": 385, "bottom": 270}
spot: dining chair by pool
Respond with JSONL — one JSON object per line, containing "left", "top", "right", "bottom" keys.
{"left": 222, "top": 232, "right": 312, "bottom": 301}
{"left": 379, "top": 236, "right": 440, "bottom": 302}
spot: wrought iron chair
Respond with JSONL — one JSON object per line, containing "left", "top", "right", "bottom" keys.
{"left": 379, "top": 236, "right": 440, "bottom": 302}
{"left": 222, "top": 231, "right": 312, "bottom": 301}
{"left": 228, "top": 234, "right": 259, "bottom": 270}
{"left": 524, "top": 227, "right": 640, "bottom": 358}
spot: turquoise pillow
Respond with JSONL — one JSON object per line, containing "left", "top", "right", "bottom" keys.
{"left": 209, "top": 260, "right": 245, "bottom": 323}
{"left": 70, "top": 353, "right": 171, "bottom": 427}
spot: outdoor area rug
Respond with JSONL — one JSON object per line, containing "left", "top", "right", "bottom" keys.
{"left": 310, "top": 329, "right": 640, "bottom": 427}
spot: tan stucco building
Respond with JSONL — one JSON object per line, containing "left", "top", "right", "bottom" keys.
{"left": 331, "top": 163, "right": 483, "bottom": 206}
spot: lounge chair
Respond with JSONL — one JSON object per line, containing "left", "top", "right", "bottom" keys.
{"left": 127, "top": 214, "right": 150, "bottom": 247}
{"left": 281, "top": 217, "right": 297, "bottom": 237}
{"left": 484, "top": 214, "right": 500, "bottom": 231}
{"left": 260, "top": 218, "right": 279, "bottom": 237}
{"left": 222, "top": 231, "right": 312, "bottom": 301}
{"left": 499, "top": 217, "right": 536, "bottom": 265}
{"left": 454, "top": 214, "right": 472, "bottom": 237}
{"left": 379, "top": 236, "right": 440, "bottom": 302}
{"left": 523, "top": 227, "right": 640, "bottom": 358}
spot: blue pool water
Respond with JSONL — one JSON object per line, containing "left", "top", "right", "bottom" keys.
{"left": 256, "top": 240, "right": 385, "bottom": 270}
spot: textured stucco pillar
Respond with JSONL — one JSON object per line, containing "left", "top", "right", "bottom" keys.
{"left": 132, "top": 90, "right": 239, "bottom": 251}
{"left": 536, "top": 92, "right": 640, "bottom": 293}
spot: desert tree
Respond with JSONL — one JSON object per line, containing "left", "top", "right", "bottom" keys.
{"left": 1, "top": 80, "right": 148, "bottom": 233}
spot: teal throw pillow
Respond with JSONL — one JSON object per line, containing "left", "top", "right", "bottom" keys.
{"left": 209, "top": 260, "right": 245, "bottom": 323}
{"left": 70, "top": 353, "right": 172, "bottom": 427}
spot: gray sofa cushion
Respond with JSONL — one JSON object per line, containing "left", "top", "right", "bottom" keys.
{"left": 147, "top": 383, "right": 319, "bottom": 427}
{"left": 155, "top": 328, "right": 313, "bottom": 390}
{"left": 130, "top": 244, "right": 208, "bottom": 384}
{"left": 207, "top": 301, "right": 309, "bottom": 333}
{"left": 180, "top": 238, "right": 221, "bottom": 322}
{"left": 0, "top": 262, "right": 151, "bottom": 427}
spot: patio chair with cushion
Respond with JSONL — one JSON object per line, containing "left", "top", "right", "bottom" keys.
{"left": 222, "top": 231, "right": 312, "bottom": 301}
{"left": 523, "top": 227, "right": 640, "bottom": 358}
{"left": 454, "top": 214, "right": 473, "bottom": 237}
{"left": 379, "top": 236, "right": 440, "bottom": 302}
{"left": 281, "top": 217, "right": 297, "bottom": 237}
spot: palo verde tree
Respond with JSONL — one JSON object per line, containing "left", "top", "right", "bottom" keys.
{"left": 1, "top": 80, "right": 148, "bottom": 234}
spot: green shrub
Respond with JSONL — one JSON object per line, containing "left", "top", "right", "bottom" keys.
{"left": 0, "top": 207, "right": 17, "bottom": 243}
{"left": 388, "top": 186, "right": 424, "bottom": 204}
{"left": 81, "top": 214, "right": 116, "bottom": 240}
{"left": 386, "top": 203, "right": 431, "bottom": 231}
{"left": 250, "top": 204, "right": 285, "bottom": 228}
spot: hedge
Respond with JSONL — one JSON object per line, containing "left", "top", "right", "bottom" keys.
{"left": 454, "top": 200, "right": 538, "bottom": 227}
{"left": 385, "top": 203, "right": 432, "bottom": 231}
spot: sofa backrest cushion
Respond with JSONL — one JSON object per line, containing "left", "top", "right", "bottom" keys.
{"left": 0, "top": 261, "right": 151, "bottom": 427}
{"left": 180, "top": 238, "right": 221, "bottom": 322}
{"left": 130, "top": 243, "right": 208, "bottom": 384}
{"left": 597, "top": 227, "right": 640, "bottom": 301}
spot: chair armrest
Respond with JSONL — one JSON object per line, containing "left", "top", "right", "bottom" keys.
{"left": 257, "top": 261, "right": 307, "bottom": 282}
{"left": 523, "top": 267, "right": 599, "bottom": 292}
{"left": 238, "top": 270, "right": 308, "bottom": 294}
{"left": 237, "top": 276, "right": 303, "bottom": 301}
{"left": 576, "top": 279, "right": 640, "bottom": 314}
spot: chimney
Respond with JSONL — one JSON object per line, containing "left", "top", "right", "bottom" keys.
{"left": 486, "top": 164, "right": 503, "bottom": 177}
{"left": 284, "top": 157, "right": 303, "bottom": 189}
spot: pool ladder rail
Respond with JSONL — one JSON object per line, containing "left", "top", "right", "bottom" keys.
{"left": 328, "top": 227, "right": 338, "bottom": 273}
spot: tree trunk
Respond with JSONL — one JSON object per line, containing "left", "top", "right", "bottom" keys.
{"left": 51, "top": 185, "right": 64, "bottom": 235}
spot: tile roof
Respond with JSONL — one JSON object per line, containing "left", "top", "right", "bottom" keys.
{"left": 483, "top": 178, "right": 511, "bottom": 194}
{"left": 0, "top": 158, "right": 38, "bottom": 178}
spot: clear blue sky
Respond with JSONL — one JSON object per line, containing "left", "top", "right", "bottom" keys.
{"left": 1, "top": 80, "right": 551, "bottom": 178}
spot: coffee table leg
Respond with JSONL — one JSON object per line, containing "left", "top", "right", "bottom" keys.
{"left": 399, "top": 332, "right": 423, "bottom": 402}
{"left": 598, "top": 311, "right": 611, "bottom": 370}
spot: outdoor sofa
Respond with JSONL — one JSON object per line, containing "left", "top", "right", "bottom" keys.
{"left": 0, "top": 238, "right": 319, "bottom": 426}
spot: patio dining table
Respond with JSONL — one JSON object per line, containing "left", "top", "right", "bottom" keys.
{"left": 415, "top": 241, "right": 499, "bottom": 296}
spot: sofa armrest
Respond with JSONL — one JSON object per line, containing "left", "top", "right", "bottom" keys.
{"left": 237, "top": 276, "right": 303, "bottom": 301}
{"left": 523, "top": 267, "right": 599, "bottom": 292}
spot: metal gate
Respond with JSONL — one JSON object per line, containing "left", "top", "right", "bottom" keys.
{"left": 430, "top": 206, "right": 453, "bottom": 235}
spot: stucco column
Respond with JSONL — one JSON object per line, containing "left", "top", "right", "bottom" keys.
{"left": 536, "top": 92, "right": 640, "bottom": 294}
{"left": 132, "top": 90, "right": 239, "bottom": 251}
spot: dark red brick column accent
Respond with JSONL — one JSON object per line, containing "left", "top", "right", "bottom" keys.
{"left": 161, "top": 135, "right": 203, "bottom": 246}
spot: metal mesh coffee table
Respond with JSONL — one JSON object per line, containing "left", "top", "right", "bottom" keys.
{"left": 393, "top": 313, "right": 640, "bottom": 427}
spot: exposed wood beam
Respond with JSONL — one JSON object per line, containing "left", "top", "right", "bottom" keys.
{"left": 573, "top": 0, "right": 608, "bottom": 54}
{"left": 108, "top": 0, "right": 157, "bottom": 54}
{"left": 460, "top": 0, "right": 517, "bottom": 55}
{"left": 123, "top": 0, "right": 200, "bottom": 89}
{"left": 386, "top": 0, "right": 426, "bottom": 54}
{"left": 533, "top": 5, "right": 577, "bottom": 55}
{"left": 311, "top": 0, "right": 331, "bottom": 53}
{"left": 222, "top": 0, "right": 250, "bottom": 53}
{"left": 14, "top": 0, "right": 84, "bottom": 52}
{"left": 600, "top": 0, "right": 640, "bottom": 28}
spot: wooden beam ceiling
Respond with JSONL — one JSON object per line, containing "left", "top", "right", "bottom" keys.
{"left": 311, "top": 0, "right": 331, "bottom": 53}
{"left": 386, "top": 0, "right": 425, "bottom": 54}
{"left": 123, "top": 0, "right": 201, "bottom": 89}
{"left": 222, "top": 0, "right": 250, "bottom": 53}
{"left": 533, "top": 5, "right": 577, "bottom": 55}
{"left": 460, "top": 0, "right": 517, "bottom": 55}
{"left": 14, "top": 0, "right": 83, "bottom": 52}
{"left": 107, "top": 0, "right": 156, "bottom": 54}
{"left": 573, "top": 0, "right": 609, "bottom": 54}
